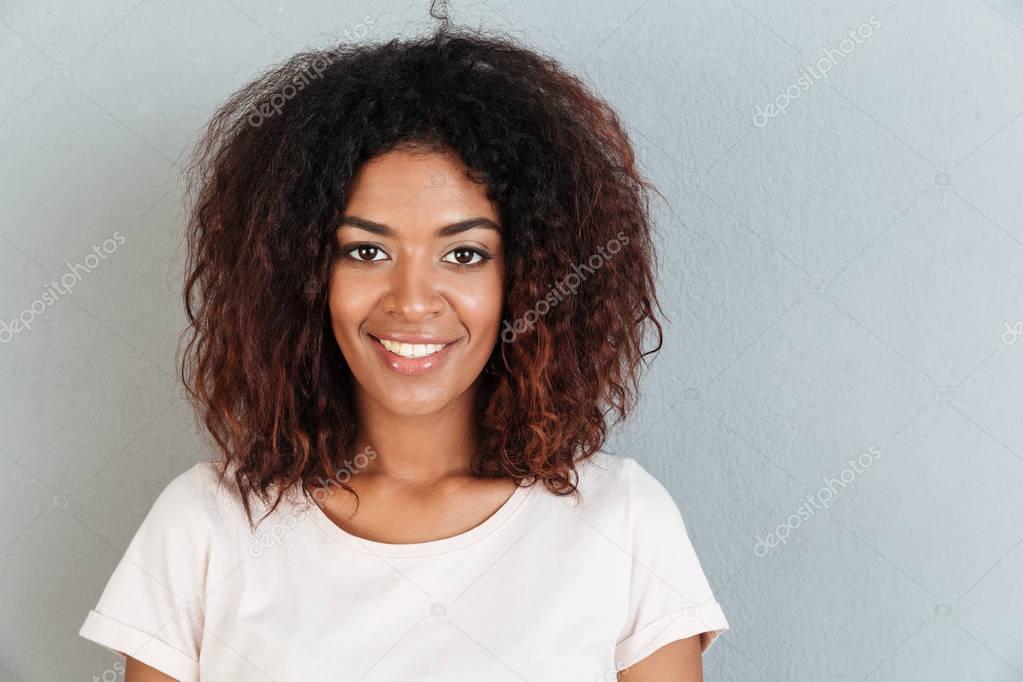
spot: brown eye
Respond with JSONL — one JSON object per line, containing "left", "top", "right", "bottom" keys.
{"left": 344, "top": 244, "right": 388, "bottom": 262}
{"left": 441, "top": 247, "right": 488, "bottom": 267}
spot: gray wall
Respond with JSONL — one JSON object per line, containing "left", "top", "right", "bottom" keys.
{"left": 2, "top": 0, "right": 1021, "bottom": 680}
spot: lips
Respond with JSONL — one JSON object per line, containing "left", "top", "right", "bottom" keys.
{"left": 368, "top": 333, "right": 461, "bottom": 376}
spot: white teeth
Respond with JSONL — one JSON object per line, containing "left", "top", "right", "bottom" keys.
{"left": 378, "top": 338, "right": 448, "bottom": 358}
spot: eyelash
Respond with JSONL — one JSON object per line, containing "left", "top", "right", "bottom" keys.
{"left": 341, "top": 243, "right": 492, "bottom": 270}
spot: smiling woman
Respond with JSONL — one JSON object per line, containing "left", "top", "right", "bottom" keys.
{"left": 329, "top": 148, "right": 505, "bottom": 389}
{"left": 77, "top": 10, "right": 727, "bottom": 682}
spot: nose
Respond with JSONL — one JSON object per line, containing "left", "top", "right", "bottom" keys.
{"left": 382, "top": 255, "right": 444, "bottom": 321}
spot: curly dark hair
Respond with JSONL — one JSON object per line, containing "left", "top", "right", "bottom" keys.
{"left": 180, "top": 19, "right": 665, "bottom": 529}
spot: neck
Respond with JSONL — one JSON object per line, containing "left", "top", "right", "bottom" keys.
{"left": 351, "top": 382, "right": 482, "bottom": 484}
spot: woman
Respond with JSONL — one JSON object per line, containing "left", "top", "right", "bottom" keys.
{"left": 79, "top": 19, "right": 728, "bottom": 682}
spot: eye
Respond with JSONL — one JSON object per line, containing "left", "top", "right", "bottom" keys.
{"left": 343, "top": 244, "right": 389, "bottom": 263}
{"left": 442, "top": 247, "right": 490, "bottom": 268}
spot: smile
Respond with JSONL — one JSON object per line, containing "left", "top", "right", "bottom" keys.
{"left": 376, "top": 338, "right": 450, "bottom": 358}
{"left": 368, "top": 334, "right": 461, "bottom": 377}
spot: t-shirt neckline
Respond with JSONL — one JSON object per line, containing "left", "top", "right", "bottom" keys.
{"left": 303, "top": 478, "right": 538, "bottom": 558}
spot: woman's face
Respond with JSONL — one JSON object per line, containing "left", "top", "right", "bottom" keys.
{"left": 328, "top": 146, "right": 505, "bottom": 417}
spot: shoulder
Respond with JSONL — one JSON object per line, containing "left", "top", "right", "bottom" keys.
{"left": 573, "top": 450, "right": 632, "bottom": 484}
{"left": 142, "top": 460, "right": 243, "bottom": 534}
{"left": 571, "top": 451, "right": 671, "bottom": 506}
{"left": 568, "top": 452, "right": 692, "bottom": 540}
{"left": 566, "top": 452, "right": 674, "bottom": 522}
{"left": 564, "top": 451, "right": 631, "bottom": 503}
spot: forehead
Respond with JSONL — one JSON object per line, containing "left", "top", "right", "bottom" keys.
{"left": 344, "top": 148, "right": 499, "bottom": 226}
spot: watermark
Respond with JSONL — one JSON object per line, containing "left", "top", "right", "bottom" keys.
{"left": 247, "top": 444, "right": 378, "bottom": 557}
{"left": 595, "top": 660, "right": 630, "bottom": 681}
{"left": 1002, "top": 320, "right": 1023, "bottom": 345}
{"left": 92, "top": 659, "right": 124, "bottom": 682}
{"left": 0, "top": 230, "right": 126, "bottom": 343}
{"left": 246, "top": 16, "right": 377, "bottom": 128}
{"left": 501, "top": 230, "right": 630, "bottom": 343}
{"left": 753, "top": 15, "right": 881, "bottom": 128}
{"left": 753, "top": 445, "right": 882, "bottom": 557}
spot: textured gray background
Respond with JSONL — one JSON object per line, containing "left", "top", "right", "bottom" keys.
{"left": 2, "top": 0, "right": 1022, "bottom": 680}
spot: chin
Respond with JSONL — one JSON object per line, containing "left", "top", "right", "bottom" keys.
{"left": 364, "top": 378, "right": 470, "bottom": 416}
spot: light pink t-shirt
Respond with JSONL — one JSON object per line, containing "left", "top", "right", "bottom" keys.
{"left": 79, "top": 452, "right": 728, "bottom": 681}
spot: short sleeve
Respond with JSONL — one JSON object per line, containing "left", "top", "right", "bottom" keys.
{"left": 614, "top": 457, "right": 729, "bottom": 669}
{"left": 78, "top": 465, "right": 212, "bottom": 682}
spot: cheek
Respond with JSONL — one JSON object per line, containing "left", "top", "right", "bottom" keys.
{"left": 454, "top": 271, "right": 505, "bottom": 338}
{"left": 327, "top": 270, "right": 372, "bottom": 341}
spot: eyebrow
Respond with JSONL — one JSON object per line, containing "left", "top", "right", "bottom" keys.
{"left": 338, "top": 216, "right": 501, "bottom": 238}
